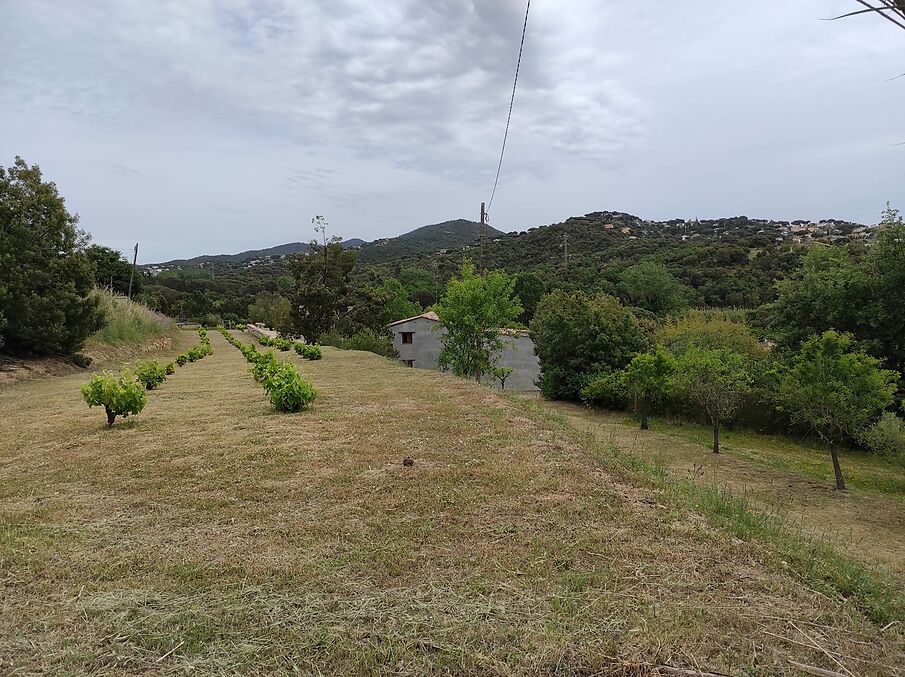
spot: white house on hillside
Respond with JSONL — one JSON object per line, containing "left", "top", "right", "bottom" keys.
{"left": 388, "top": 312, "right": 541, "bottom": 391}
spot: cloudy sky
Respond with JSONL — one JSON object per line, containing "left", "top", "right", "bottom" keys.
{"left": 2, "top": 1, "right": 903, "bottom": 262}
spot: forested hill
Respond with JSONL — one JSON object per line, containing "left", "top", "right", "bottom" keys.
{"left": 355, "top": 219, "right": 504, "bottom": 265}
{"left": 149, "top": 238, "right": 366, "bottom": 268}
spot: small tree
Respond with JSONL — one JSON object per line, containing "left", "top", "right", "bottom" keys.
{"left": 673, "top": 347, "right": 752, "bottom": 453}
{"left": 779, "top": 331, "right": 898, "bottom": 490}
{"left": 493, "top": 366, "right": 513, "bottom": 390}
{"left": 623, "top": 346, "right": 676, "bottom": 430}
{"left": 81, "top": 371, "right": 147, "bottom": 427}
{"left": 434, "top": 262, "right": 522, "bottom": 382}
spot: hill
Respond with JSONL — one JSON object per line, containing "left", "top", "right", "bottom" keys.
{"left": 355, "top": 218, "right": 504, "bottom": 265}
{"left": 148, "top": 238, "right": 366, "bottom": 269}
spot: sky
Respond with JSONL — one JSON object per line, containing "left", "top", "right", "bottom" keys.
{"left": 1, "top": 1, "right": 903, "bottom": 263}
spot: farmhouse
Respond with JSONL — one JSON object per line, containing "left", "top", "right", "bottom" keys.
{"left": 388, "top": 312, "right": 541, "bottom": 391}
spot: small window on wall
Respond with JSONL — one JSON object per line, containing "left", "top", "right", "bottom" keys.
{"left": 403, "top": 359, "right": 415, "bottom": 367}
{"left": 401, "top": 332, "right": 414, "bottom": 344}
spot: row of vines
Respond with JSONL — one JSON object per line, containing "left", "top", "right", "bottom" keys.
{"left": 217, "top": 327, "right": 317, "bottom": 412}
{"left": 81, "top": 328, "right": 212, "bottom": 426}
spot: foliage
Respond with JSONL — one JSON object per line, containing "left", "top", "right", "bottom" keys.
{"left": 617, "top": 262, "right": 695, "bottom": 315}
{"left": 356, "top": 219, "right": 502, "bottom": 266}
{"left": 217, "top": 326, "right": 317, "bottom": 413}
{"left": 621, "top": 346, "right": 676, "bottom": 429}
{"left": 288, "top": 220, "right": 358, "bottom": 341}
{"left": 174, "top": 328, "right": 213, "bottom": 366}
{"left": 673, "top": 347, "right": 753, "bottom": 453}
{"left": 656, "top": 309, "right": 763, "bottom": 357}
{"left": 248, "top": 292, "right": 292, "bottom": 334}
{"left": 320, "top": 329, "right": 397, "bottom": 357}
{"left": 399, "top": 266, "right": 442, "bottom": 307}
{"left": 86, "top": 244, "right": 141, "bottom": 296}
{"left": 531, "top": 290, "right": 647, "bottom": 400}
{"left": 70, "top": 352, "right": 92, "bottom": 368}
{"left": 91, "top": 289, "right": 167, "bottom": 346}
{"left": 434, "top": 262, "right": 522, "bottom": 382}
{"left": 513, "top": 272, "right": 545, "bottom": 325}
{"left": 293, "top": 342, "right": 323, "bottom": 360}
{"left": 261, "top": 361, "right": 317, "bottom": 412}
{"left": 81, "top": 370, "right": 147, "bottom": 427}
{"left": 778, "top": 331, "right": 898, "bottom": 488}
{"left": 134, "top": 360, "right": 167, "bottom": 390}
{"left": 0, "top": 157, "right": 104, "bottom": 355}
{"left": 858, "top": 412, "right": 905, "bottom": 466}
{"left": 492, "top": 366, "right": 513, "bottom": 389}
{"left": 580, "top": 370, "right": 629, "bottom": 409}
{"left": 175, "top": 354, "right": 188, "bottom": 367}
{"left": 165, "top": 362, "right": 175, "bottom": 375}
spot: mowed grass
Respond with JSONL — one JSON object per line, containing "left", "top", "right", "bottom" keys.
{"left": 1, "top": 333, "right": 903, "bottom": 675}
{"left": 539, "top": 403, "right": 905, "bottom": 577}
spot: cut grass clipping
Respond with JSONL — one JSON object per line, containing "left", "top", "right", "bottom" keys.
{"left": 218, "top": 326, "right": 316, "bottom": 412}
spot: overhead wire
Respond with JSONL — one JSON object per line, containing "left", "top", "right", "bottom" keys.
{"left": 486, "top": 0, "right": 531, "bottom": 219}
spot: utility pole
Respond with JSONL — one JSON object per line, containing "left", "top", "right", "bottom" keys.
{"left": 479, "top": 201, "right": 486, "bottom": 272}
{"left": 127, "top": 242, "right": 138, "bottom": 300}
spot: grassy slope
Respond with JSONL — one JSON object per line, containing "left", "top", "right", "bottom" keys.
{"left": 540, "top": 402, "right": 905, "bottom": 576}
{"left": 0, "top": 335, "right": 902, "bottom": 674}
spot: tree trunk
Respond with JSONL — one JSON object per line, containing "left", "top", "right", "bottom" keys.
{"left": 830, "top": 444, "right": 846, "bottom": 490}
{"left": 712, "top": 422, "right": 720, "bottom": 454}
{"left": 104, "top": 405, "right": 116, "bottom": 427}
{"left": 640, "top": 397, "right": 649, "bottom": 430}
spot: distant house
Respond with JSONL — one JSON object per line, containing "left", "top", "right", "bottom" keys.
{"left": 388, "top": 312, "right": 541, "bottom": 391}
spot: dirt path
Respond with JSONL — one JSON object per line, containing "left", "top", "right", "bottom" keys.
{"left": 536, "top": 400, "right": 905, "bottom": 575}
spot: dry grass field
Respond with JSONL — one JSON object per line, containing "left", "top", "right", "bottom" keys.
{"left": 1, "top": 331, "right": 903, "bottom": 675}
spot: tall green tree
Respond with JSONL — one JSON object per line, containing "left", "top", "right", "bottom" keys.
{"left": 618, "top": 262, "right": 695, "bottom": 315}
{"left": 673, "top": 347, "right": 752, "bottom": 453}
{"left": 0, "top": 157, "right": 103, "bottom": 355}
{"left": 248, "top": 292, "right": 292, "bottom": 334}
{"left": 622, "top": 346, "right": 676, "bottom": 430}
{"left": 778, "top": 331, "right": 898, "bottom": 490}
{"left": 530, "top": 290, "right": 647, "bottom": 400}
{"left": 288, "top": 219, "right": 357, "bottom": 341}
{"left": 434, "top": 262, "right": 522, "bottom": 382}
{"left": 513, "top": 272, "right": 545, "bottom": 325}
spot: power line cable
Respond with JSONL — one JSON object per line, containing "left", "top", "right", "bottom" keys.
{"left": 486, "top": 0, "right": 531, "bottom": 218}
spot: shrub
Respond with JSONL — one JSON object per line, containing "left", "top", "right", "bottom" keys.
{"left": 165, "top": 362, "right": 175, "bottom": 375}
{"left": 581, "top": 370, "right": 628, "bottom": 410}
{"left": 294, "top": 342, "right": 322, "bottom": 360}
{"left": 858, "top": 412, "right": 905, "bottom": 465}
{"left": 81, "top": 370, "right": 147, "bottom": 427}
{"left": 175, "top": 354, "right": 188, "bottom": 367}
{"left": 320, "top": 329, "right": 395, "bottom": 357}
{"left": 134, "top": 360, "right": 167, "bottom": 390}
{"left": 262, "top": 361, "right": 317, "bottom": 412}
{"left": 251, "top": 350, "right": 280, "bottom": 382}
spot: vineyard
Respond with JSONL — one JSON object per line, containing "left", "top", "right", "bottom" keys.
{"left": 1, "top": 333, "right": 903, "bottom": 674}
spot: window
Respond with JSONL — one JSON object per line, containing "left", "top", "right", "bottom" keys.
{"left": 401, "top": 332, "right": 414, "bottom": 344}
{"left": 403, "top": 359, "right": 414, "bottom": 368}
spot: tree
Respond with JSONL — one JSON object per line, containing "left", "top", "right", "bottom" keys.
{"left": 673, "top": 347, "right": 752, "bottom": 453}
{"left": 656, "top": 310, "right": 764, "bottom": 358}
{"left": 434, "top": 262, "right": 522, "bottom": 382}
{"left": 86, "top": 244, "right": 142, "bottom": 296}
{"left": 513, "top": 272, "right": 545, "bottom": 325}
{"left": 622, "top": 346, "right": 676, "bottom": 430}
{"left": 379, "top": 279, "right": 422, "bottom": 323}
{"left": 778, "top": 331, "right": 898, "bottom": 490}
{"left": 530, "top": 290, "right": 647, "bottom": 400}
{"left": 288, "top": 219, "right": 357, "bottom": 340}
{"left": 617, "top": 262, "right": 695, "bottom": 315}
{"left": 248, "top": 292, "right": 292, "bottom": 334}
{"left": 399, "top": 266, "right": 442, "bottom": 308}
{"left": 0, "top": 157, "right": 104, "bottom": 355}
{"left": 81, "top": 370, "right": 147, "bottom": 427}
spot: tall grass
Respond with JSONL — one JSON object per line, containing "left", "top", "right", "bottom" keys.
{"left": 91, "top": 289, "right": 170, "bottom": 346}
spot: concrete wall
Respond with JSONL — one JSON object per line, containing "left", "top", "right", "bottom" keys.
{"left": 390, "top": 319, "right": 540, "bottom": 391}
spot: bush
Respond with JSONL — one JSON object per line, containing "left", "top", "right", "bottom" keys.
{"left": 294, "top": 342, "right": 322, "bottom": 360}
{"left": 580, "top": 370, "right": 628, "bottom": 409}
{"left": 81, "top": 370, "right": 147, "bottom": 427}
{"left": 175, "top": 354, "right": 188, "bottom": 367}
{"left": 531, "top": 290, "right": 647, "bottom": 400}
{"left": 165, "top": 362, "right": 175, "bottom": 375}
{"left": 251, "top": 350, "right": 280, "bottom": 382}
{"left": 134, "top": 360, "right": 167, "bottom": 390}
{"left": 858, "top": 412, "right": 905, "bottom": 465}
{"left": 262, "top": 361, "right": 317, "bottom": 412}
